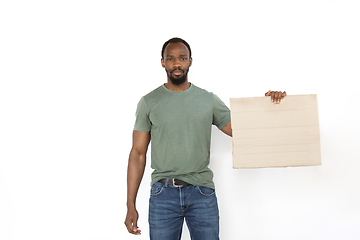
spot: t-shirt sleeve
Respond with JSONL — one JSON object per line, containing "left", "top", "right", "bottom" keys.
{"left": 133, "top": 97, "right": 151, "bottom": 132}
{"left": 212, "top": 93, "right": 231, "bottom": 130}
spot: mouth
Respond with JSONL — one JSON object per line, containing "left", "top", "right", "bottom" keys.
{"left": 171, "top": 69, "right": 183, "bottom": 76}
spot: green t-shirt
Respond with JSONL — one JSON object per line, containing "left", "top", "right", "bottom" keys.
{"left": 134, "top": 83, "right": 231, "bottom": 189}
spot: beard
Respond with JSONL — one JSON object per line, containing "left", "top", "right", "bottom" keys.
{"left": 167, "top": 68, "right": 189, "bottom": 86}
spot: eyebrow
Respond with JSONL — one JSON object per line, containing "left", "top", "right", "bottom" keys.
{"left": 166, "top": 54, "right": 188, "bottom": 57}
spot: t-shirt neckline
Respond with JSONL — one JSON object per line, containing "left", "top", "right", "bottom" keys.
{"left": 161, "top": 83, "right": 194, "bottom": 93}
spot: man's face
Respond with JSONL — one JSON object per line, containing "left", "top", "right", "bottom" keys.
{"left": 161, "top": 42, "right": 192, "bottom": 85}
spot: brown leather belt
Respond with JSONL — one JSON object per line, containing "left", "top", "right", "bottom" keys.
{"left": 159, "top": 178, "right": 191, "bottom": 187}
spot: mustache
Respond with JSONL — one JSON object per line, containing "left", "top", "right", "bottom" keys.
{"left": 171, "top": 68, "right": 184, "bottom": 73}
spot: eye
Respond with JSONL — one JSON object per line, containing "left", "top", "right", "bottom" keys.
{"left": 167, "top": 58, "right": 173, "bottom": 61}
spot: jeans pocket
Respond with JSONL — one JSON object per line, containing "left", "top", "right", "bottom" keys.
{"left": 150, "top": 183, "right": 164, "bottom": 197}
{"left": 197, "top": 186, "right": 216, "bottom": 197}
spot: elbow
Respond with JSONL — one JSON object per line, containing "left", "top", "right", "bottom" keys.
{"left": 129, "top": 148, "right": 147, "bottom": 165}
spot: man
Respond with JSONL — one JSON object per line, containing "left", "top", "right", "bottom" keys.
{"left": 124, "top": 37, "right": 286, "bottom": 239}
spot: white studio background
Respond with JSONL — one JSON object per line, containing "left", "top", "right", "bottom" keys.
{"left": 1, "top": 1, "right": 359, "bottom": 240}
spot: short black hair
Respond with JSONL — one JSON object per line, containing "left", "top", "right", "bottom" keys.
{"left": 161, "top": 37, "right": 192, "bottom": 59}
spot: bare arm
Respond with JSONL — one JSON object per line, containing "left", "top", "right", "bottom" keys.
{"left": 124, "top": 130, "right": 151, "bottom": 235}
{"left": 221, "top": 121, "right": 232, "bottom": 137}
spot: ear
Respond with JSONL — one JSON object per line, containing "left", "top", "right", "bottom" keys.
{"left": 161, "top": 58, "right": 165, "bottom": 68}
{"left": 189, "top": 57, "right": 193, "bottom": 67}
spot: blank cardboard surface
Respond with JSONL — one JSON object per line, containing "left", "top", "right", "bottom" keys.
{"left": 230, "top": 95, "right": 321, "bottom": 168}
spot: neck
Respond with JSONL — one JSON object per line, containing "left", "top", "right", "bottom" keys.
{"left": 164, "top": 80, "right": 191, "bottom": 92}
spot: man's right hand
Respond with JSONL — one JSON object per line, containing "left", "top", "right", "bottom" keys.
{"left": 124, "top": 207, "right": 141, "bottom": 235}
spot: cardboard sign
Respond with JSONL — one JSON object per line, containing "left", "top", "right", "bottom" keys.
{"left": 230, "top": 95, "right": 321, "bottom": 168}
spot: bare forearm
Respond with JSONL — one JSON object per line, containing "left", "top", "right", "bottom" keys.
{"left": 221, "top": 121, "right": 232, "bottom": 137}
{"left": 126, "top": 150, "right": 146, "bottom": 209}
{"left": 124, "top": 130, "right": 150, "bottom": 235}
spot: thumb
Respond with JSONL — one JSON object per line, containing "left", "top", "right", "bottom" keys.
{"left": 132, "top": 219, "right": 141, "bottom": 234}
{"left": 132, "top": 220, "right": 138, "bottom": 231}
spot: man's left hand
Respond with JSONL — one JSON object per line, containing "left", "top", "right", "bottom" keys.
{"left": 265, "top": 90, "right": 287, "bottom": 104}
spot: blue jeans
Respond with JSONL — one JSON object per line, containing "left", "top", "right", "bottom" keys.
{"left": 149, "top": 180, "right": 220, "bottom": 240}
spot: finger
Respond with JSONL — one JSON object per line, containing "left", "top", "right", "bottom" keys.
{"left": 132, "top": 227, "right": 141, "bottom": 235}
{"left": 271, "top": 91, "right": 276, "bottom": 104}
{"left": 132, "top": 219, "right": 138, "bottom": 231}
{"left": 125, "top": 219, "right": 140, "bottom": 235}
{"left": 275, "top": 91, "right": 281, "bottom": 103}
{"left": 273, "top": 91, "right": 279, "bottom": 103}
{"left": 277, "top": 91, "right": 287, "bottom": 103}
{"left": 270, "top": 91, "right": 275, "bottom": 102}
{"left": 129, "top": 221, "right": 139, "bottom": 234}
{"left": 125, "top": 223, "right": 132, "bottom": 233}
{"left": 125, "top": 224, "right": 141, "bottom": 235}
{"left": 265, "top": 90, "right": 271, "bottom": 96}
{"left": 132, "top": 218, "right": 141, "bottom": 235}
{"left": 277, "top": 91, "right": 286, "bottom": 103}
{"left": 124, "top": 221, "right": 133, "bottom": 233}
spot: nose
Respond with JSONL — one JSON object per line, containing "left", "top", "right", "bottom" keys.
{"left": 173, "top": 59, "right": 181, "bottom": 68}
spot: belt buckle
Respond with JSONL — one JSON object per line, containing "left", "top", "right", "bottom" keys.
{"left": 172, "top": 179, "right": 183, "bottom": 187}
